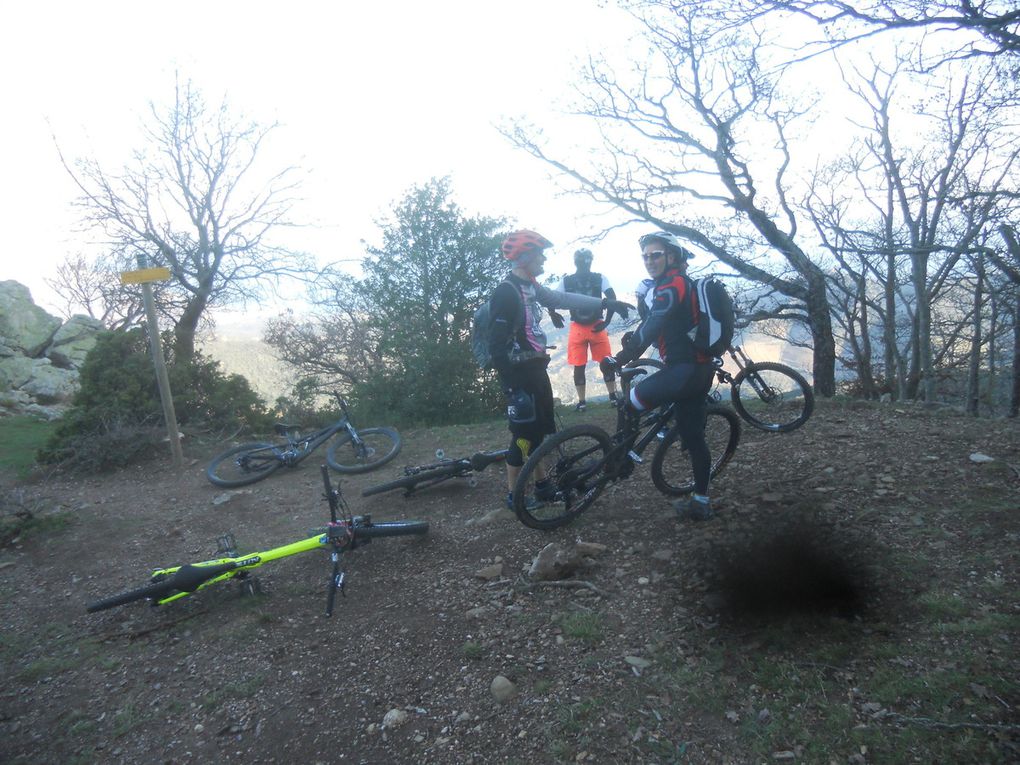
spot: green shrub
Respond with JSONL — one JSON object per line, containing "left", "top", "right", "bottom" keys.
{"left": 39, "top": 329, "right": 274, "bottom": 472}
{"left": 347, "top": 351, "right": 503, "bottom": 427}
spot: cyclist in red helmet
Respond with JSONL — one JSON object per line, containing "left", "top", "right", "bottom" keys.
{"left": 488, "top": 230, "right": 633, "bottom": 510}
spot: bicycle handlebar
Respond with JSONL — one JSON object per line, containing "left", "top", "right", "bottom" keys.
{"left": 469, "top": 449, "right": 508, "bottom": 472}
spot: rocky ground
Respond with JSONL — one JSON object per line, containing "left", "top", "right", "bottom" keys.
{"left": 1, "top": 399, "right": 1017, "bottom": 764}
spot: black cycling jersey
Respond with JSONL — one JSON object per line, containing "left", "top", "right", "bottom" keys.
{"left": 488, "top": 273, "right": 603, "bottom": 386}
{"left": 617, "top": 267, "right": 707, "bottom": 366}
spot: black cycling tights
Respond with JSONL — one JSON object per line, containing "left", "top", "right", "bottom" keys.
{"left": 574, "top": 364, "right": 615, "bottom": 385}
{"left": 632, "top": 363, "right": 714, "bottom": 495}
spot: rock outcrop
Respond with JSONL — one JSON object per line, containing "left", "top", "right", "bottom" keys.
{"left": 0, "top": 281, "right": 103, "bottom": 420}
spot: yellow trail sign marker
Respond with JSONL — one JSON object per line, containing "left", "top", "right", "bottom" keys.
{"left": 120, "top": 266, "right": 171, "bottom": 285}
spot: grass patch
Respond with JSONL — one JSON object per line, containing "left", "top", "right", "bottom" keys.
{"left": 19, "top": 654, "right": 82, "bottom": 682}
{"left": 917, "top": 591, "right": 970, "bottom": 620}
{"left": 462, "top": 640, "right": 485, "bottom": 660}
{"left": 558, "top": 612, "right": 605, "bottom": 644}
{"left": 0, "top": 416, "right": 59, "bottom": 478}
{"left": 938, "top": 612, "right": 1020, "bottom": 637}
{"left": 200, "top": 673, "right": 267, "bottom": 711}
{"left": 111, "top": 703, "right": 150, "bottom": 738}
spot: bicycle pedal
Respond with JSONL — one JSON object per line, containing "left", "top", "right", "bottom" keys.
{"left": 240, "top": 578, "right": 262, "bottom": 597}
{"left": 216, "top": 534, "right": 238, "bottom": 556}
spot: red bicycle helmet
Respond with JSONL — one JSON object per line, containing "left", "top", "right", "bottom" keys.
{"left": 502, "top": 230, "right": 552, "bottom": 262}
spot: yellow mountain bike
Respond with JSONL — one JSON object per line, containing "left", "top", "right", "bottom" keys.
{"left": 87, "top": 467, "right": 427, "bottom": 617}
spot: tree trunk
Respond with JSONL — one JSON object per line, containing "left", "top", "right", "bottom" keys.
{"left": 1012, "top": 296, "right": 1020, "bottom": 418}
{"left": 806, "top": 277, "right": 836, "bottom": 396}
{"left": 965, "top": 255, "right": 984, "bottom": 416}
{"left": 856, "top": 266, "right": 876, "bottom": 398}
{"left": 173, "top": 292, "right": 209, "bottom": 363}
{"left": 910, "top": 250, "right": 935, "bottom": 401}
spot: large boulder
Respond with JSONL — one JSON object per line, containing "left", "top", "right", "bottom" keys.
{"left": 0, "top": 356, "right": 36, "bottom": 390}
{"left": 46, "top": 315, "right": 104, "bottom": 368}
{"left": 0, "top": 281, "right": 62, "bottom": 357}
{"left": 19, "top": 359, "right": 79, "bottom": 404}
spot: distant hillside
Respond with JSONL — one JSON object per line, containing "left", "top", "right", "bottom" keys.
{"left": 200, "top": 319, "right": 814, "bottom": 409}
{"left": 199, "top": 334, "right": 295, "bottom": 404}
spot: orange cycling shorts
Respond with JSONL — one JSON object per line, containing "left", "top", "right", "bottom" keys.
{"left": 567, "top": 321, "right": 612, "bottom": 366}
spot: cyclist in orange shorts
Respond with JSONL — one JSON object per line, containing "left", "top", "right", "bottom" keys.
{"left": 554, "top": 248, "right": 624, "bottom": 411}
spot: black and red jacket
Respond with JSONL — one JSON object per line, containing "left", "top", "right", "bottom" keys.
{"left": 616, "top": 267, "right": 709, "bottom": 366}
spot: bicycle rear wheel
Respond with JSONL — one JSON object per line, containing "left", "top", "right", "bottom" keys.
{"left": 731, "top": 362, "right": 814, "bottom": 433}
{"left": 326, "top": 427, "right": 402, "bottom": 474}
{"left": 206, "top": 442, "right": 283, "bottom": 487}
{"left": 650, "top": 405, "right": 740, "bottom": 496}
{"left": 361, "top": 465, "right": 464, "bottom": 497}
{"left": 87, "top": 576, "right": 176, "bottom": 613}
{"left": 513, "top": 424, "right": 612, "bottom": 531}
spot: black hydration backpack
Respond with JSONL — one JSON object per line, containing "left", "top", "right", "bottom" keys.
{"left": 688, "top": 277, "right": 735, "bottom": 357}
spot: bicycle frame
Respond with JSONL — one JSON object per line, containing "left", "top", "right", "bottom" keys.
{"left": 715, "top": 346, "right": 776, "bottom": 402}
{"left": 566, "top": 369, "right": 676, "bottom": 484}
{"left": 144, "top": 531, "right": 342, "bottom": 606}
{"left": 272, "top": 394, "right": 360, "bottom": 467}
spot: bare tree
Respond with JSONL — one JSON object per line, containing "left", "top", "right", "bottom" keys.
{"left": 805, "top": 56, "right": 1018, "bottom": 402}
{"left": 58, "top": 78, "right": 315, "bottom": 361}
{"left": 988, "top": 224, "right": 1020, "bottom": 415}
{"left": 263, "top": 274, "right": 385, "bottom": 392}
{"left": 676, "top": 0, "right": 1019, "bottom": 64}
{"left": 504, "top": 10, "right": 839, "bottom": 394}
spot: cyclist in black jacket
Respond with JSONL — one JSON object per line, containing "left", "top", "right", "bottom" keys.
{"left": 488, "top": 230, "right": 632, "bottom": 510}
{"left": 553, "top": 248, "right": 622, "bottom": 411}
{"left": 601, "top": 231, "right": 716, "bottom": 521}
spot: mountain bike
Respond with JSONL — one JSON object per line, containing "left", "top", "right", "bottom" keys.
{"left": 206, "top": 392, "right": 402, "bottom": 487}
{"left": 512, "top": 365, "right": 741, "bottom": 530}
{"left": 88, "top": 466, "right": 428, "bottom": 617}
{"left": 714, "top": 346, "right": 813, "bottom": 432}
{"left": 362, "top": 449, "right": 508, "bottom": 498}
{"left": 634, "top": 348, "right": 813, "bottom": 433}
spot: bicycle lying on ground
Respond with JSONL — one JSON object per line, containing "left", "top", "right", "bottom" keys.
{"left": 88, "top": 467, "right": 428, "bottom": 616}
{"left": 362, "top": 449, "right": 508, "bottom": 498}
{"left": 206, "top": 393, "right": 402, "bottom": 487}
{"left": 512, "top": 363, "right": 741, "bottom": 530}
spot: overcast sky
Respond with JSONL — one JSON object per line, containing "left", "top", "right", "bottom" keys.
{"left": 2, "top": 0, "right": 655, "bottom": 319}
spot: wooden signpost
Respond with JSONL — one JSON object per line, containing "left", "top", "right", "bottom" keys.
{"left": 120, "top": 257, "right": 183, "bottom": 469}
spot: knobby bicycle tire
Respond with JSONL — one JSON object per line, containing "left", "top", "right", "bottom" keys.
{"left": 354, "top": 520, "right": 429, "bottom": 538}
{"left": 206, "top": 442, "right": 283, "bottom": 487}
{"left": 86, "top": 577, "right": 176, "bottom": 613}
{"left": 309, "top": 520, "right": 429, "bottom": 538}
{"left": 513, "top": 424, "right": 613, "bottom": 531}
{"left": 730, "top": 362, "right": 814, "bottom": 433}
{"left": 650, "top": 405, "right": 741, "bottom": 496}
{"left": 361, "top": 464, "right": 466, "bottom": 497}
{"left": 326, "top": 427, "right": 403, "bottom": 474}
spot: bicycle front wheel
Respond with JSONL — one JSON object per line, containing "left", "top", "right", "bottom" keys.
{"left": 361, "top": 465, "right": 463, "bottom": 497}
{"left": 206, "top": 442, "right": 283, "bottom": 487}
{"left": 650, "top": 405, "right": 741, "bottom": 496}
{"left": 731, "top": 362, "right": 814, "bottom": 433}
{"left": 513, "top": 424, "right": 612, "bottom": 531}
{"left": 354, "top": 520, "right": 429, "bottom": 539}
{"left": 326, "top": 427, "right": 402, "bottom": 474}
{"left": 87, "top": 576, "right": 176, "bottom": 613}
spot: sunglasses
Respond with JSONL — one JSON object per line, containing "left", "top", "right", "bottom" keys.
{"left": 642, "top": 251, "right": 667, "bottom": 261}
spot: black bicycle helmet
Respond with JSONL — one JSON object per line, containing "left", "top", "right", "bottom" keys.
{"left": 574, "top": 248, "right": 594, "bottom": 267}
